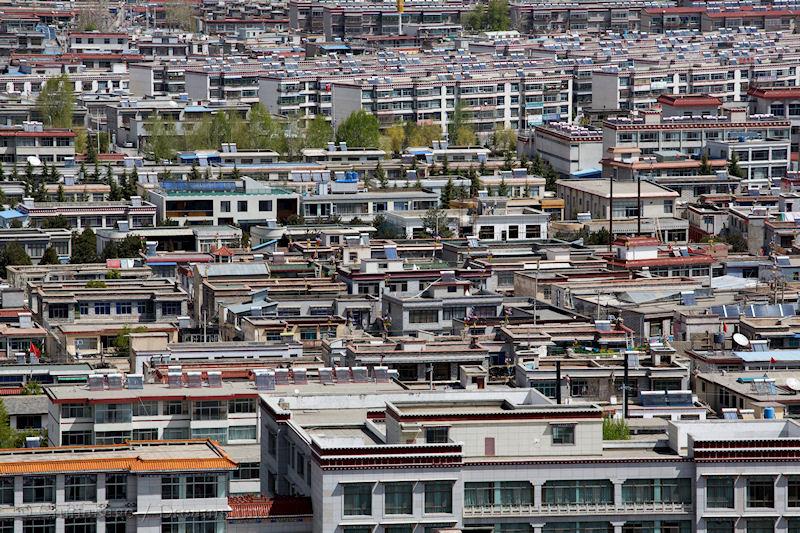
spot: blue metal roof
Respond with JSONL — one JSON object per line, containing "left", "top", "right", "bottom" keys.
{"left": 0, "top": 210, "right": 25, "bottom": 219}
{"left": 734, "top": 351, "right": 800, "bottom": 362}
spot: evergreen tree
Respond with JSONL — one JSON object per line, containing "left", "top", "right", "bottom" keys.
{"left": 127, "top": 167, "right": 139, "bottom": 198}
{"left": 728, "top": 151, "right": 743, "bottom": 178}
{"left": 39, "top": 246, "right": 60, "bottom": 265}
{"left": 71, "top": 228, "right": 98, "bottom": 264}
{"left": 0, "top": 162, "right": 5, "bottom": 181}
{"left": 91, "top": 162, "right": 100, "bottom": 183}
{"left": 189, "top": 160, "right": 201, "bottom": 180}
{"left": 119, "top": 168, "right": 129, "bottom": 199}
{"left": 79, "top": 162, "right": 87, "bottom": 181}
{"left": 231, "top": 164, "right": 241, "bottom": 180}
{"left": 0, "top": 242, "right": 32, "bottom": 277}
{"left": 699, "top": 150, "right": 713, "bottom": 175}
{"left": 375, "top": 162, "right": 388, "bottom": 189}
{"left": 56, "top": 184, "right": 66, "bottom": 202}
{"left": 441, "top": 177, "right": 455, "bottom": 208}
{"left": 86, "top": 136, "right": 97, "bottom": 164}
{"left": 468, "top": 166, "right": 481, "bottom": 197}
{"left": 497, "top": 176, "right": 509, "bottom": 196}
{"left": 441, "top": 156, "right": 450, "bottom": 176}
{"left": 10, "top": 165, "right": 18, "bottom": 182}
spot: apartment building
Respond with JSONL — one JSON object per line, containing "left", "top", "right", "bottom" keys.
{"left": 747, "top": 87, "right": 800, "bottom": 155}
{"left": 0, "top": 122, "right": 75, "bottom": 165}
{"left": 0, "top": 227, "right": 71, "bottom": 263}
{"left": 29, "top": 278, "right": 188, "bottom": 357}
{"left": 17, "top": 196, "right": 157, "bottom": 231}
{"left": 510, "top": 1, "right": 663, "bottom": 34}
{"left": 67, "top": 32, "right": 130, "bottom": 53}
{"left": 528, "top": 122, "right": 604, "bottom": 177}
{"left": 557, "top": 178, "right": 679, "bottom": 223}
{"left": 146, "top": 178, "right": 299, "bottom": 227}
{"left": 262, "top": 391, "right": 800, "bottom": 533}
{"left": 0, "top": 440, "right": 234, "bottom": 533}
{"left": 707, "top": 137, "right": 792, "bottom": 189}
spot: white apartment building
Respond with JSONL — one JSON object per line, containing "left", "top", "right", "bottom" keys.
{"left": 707, "top": 138, "right": 792, "bottom": 190}
{"left": 530, "top": 122, "right": 604, "bottom": 177}
{"left": 0, "top": 122, "right": 75, "bottom": 165}
{"left": 146, "top": 178, "right": 300, "bottom": 227}
{"left": 556, "top": 178, "right": 679, "bottom": 221}
{"left": 45, "top": 375, "right": 260, "bottom": 495}
{"left": 67, "top": 32, "right": 131, "bottom": 54}
{"left": 261, "top": 392, "right": 800, "bottom": 533}
{"left": 0, "top": 439, "right": 233, "bottom": 533}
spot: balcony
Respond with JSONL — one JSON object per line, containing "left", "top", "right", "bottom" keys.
{"left": 463, "top": 501, "right": 691, "bottom": 518}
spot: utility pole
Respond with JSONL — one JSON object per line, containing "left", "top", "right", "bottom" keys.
{"left": 608, "top": 175, "right": 614, "bottom": 252}
{"left": 623, "top": 353, "right": 629, "bottom": 419}
{"left": 637, "top": 172, "right": 642, "bottom": 236}
{"left": 532, "top": 257, "right": 540, "bottom": 326}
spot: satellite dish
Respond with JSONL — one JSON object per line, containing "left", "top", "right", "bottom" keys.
{"left": 786, "top": 378, "right": 800, "bottom": 392}
{"left": 26, "top": 155, "right": 41, "bottom": 167}
{"left": 733, "top": 333, "right": 750, "bottom": 347}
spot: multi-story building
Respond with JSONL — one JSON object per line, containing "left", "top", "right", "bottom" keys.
{"left": 0, "top": 227, "right": 71, "bottom": 263}
{"left": 526, "top": 122, "right": 604, "bottom": 177}
{"left": 67, "top": 32, "right": 130, "bottom": 54}
{"left": 262, "top": 391, "right": 800, "bottom": 533}
{"left": 0, "top": 122, "right": 75, "bottom": 165}
{"left": 0, "top": 439, "right": 235, "bottom": 533}
{"left": 17, "top": 196, "right": 157, "bottom": 231}
{"left": 557, "top": 178, "right": 680, "bottom": 223}
{"left": 146, "top": 178, "right": 299, "bottom": 227}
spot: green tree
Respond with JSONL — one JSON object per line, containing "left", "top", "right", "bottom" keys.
{"left": 468, "top": 166, "right": 482, "bottom": 197}
{"left": 336, "top": 110, "right": 380, "bottom": 148}
{"left": 86, "top": 136, "right": 98, "bottom": 164}
{"left": 39, "top": 246, "right": 60, "bottom": 265}
{"left": 421, "top": 207, "right": 453, "bottom": 238}
{"left": 584, "top": 227, "right": 612, "bottom": 245}
{"left": 105, "top": 269, "right": 121, "bottom": 279}
{"left": 375, "top": 162, "right": 388, "bottom": 189}
{"left": 36, "top": 74, "right": 75, "bottom": 128}
{"left": 407, "top": 122, "right": 442, "bottom": 147}
{"left": 699, "top": 150, "right": 713, "bottom": 175}
{"left": 602, "top": 417, "right": 630, "bottom": 440}
{"left": 728, "top": 151, "right": 743, "bottom": 178}
{"left": 0, "top": 242, "right": 31, "bottom": 277}
{"left": 102, "top": 235, "right": 144, "bottom": 260}
{"left": 231, "top": 164, "right": 241, "bottom": 180}
{"left": 464, "top": 0, "right": 510, "bottom": 31}
{"left": 305, "top": 114, "right": 333, "bottom": 149}
{"left": 373, "top": 214, "right": 402, "bottom": 239}
{"left": 384, "top": 123, "right": 406, "bottom": 154}
{"left": 0, "top": 163, "right": 5, "bottom": 182}
{"left": 441, "top": 176, "right": 455, "bottom": 208}
{"left": 21, "top": 381, "right": 43, "bottom": 395}
{"left": 127, "top": 167, "right": 139, "bottom": 198}
{"left": 245, "top": 104, "right": 285, "bottom": 151}
{"left": 189, "top": 160, "right": 201, "bottom": 180}
{"left": 492, "top": 125, "right": 517, "bottom": 155}
{"left": 542, "top": 160, "right": 559, "bottom": 191}
{"left": 74, "top": 128, "right": 87, "bottom": 155}
{"left": 42, "top": 215, "right": 70, "bottom": 229}
{"left": 113, "top": 325, "right": 148, "bottom": 359}
{"left": 497, "top": 176, "right": 509, "bottom": 196}
{"left": 449, "top": 101, "right": 476, "bottom": 146}
{"left": 146, "top": 114, "right": 177, "bottom": 162}
{"left": 85, "top": 280, "right": 107, "bottom": 288}
{"left": 164, "top": 2, "right": 195, "bottom": 30}
{"left": 71, "top": 228, "right": 98, "bottom": 264}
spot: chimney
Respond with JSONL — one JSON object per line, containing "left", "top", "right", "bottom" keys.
{"left": 18, "top": 313, "right": 32, "bottom": 329}
{"left": 339, "top": 141, "right": 347, "bottom": 151}
{"left": 327, "top": 142, "right": 336, "bottom": 152}
{"left": 117, "top": 220, "right": 129, "bottom": 232}
{"left": 64, "top": 176, "right": 76, "bottom": 186}
{"left": 22, "top": 197, "right": 34, "bottom": 208}
{"left": 145, "top": 241, "right": 158, "bottom": 256}
{"left": 130, "top": 196, "right": 142, "bottom": 207}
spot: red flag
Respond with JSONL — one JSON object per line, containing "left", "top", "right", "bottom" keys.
{"left": 723, "top": 323, "right": 728, "bottom": 332}
{"left": 771, "top": 357, "right": 777, "bottom": 364}
{"left": 29, "top": 342, "right": 41, "bottom": 358}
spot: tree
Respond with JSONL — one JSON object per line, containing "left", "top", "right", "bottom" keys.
{"left": 86, "top": 135, "right": 98, "bottom": 164}
{"left": 146, "top": 114, "right": 177, "bottom": 162}
{"left": 164, "top": 2, "right": 195, "bottom": 30}
{"left": 36, "top": 74, "right": 75, "bottom": 128}
{"left": 441, "top": 177, "right": 455, "bottom": 208}
{"left": 71, "top": 228, "right": 98, "bottom": 264}
{"left": 468, "top": 166, "right": 482, "bottom": 197}
{"left": 85, "top": 280, "right": 107, "bottom": 288}
{"left": 336, "top": 110, "right": 380, "bottom": 148}
{"left": 21, "top": 381, "right": 43, "bottom": 395}
{"left": 375, "top": 162, "right": 388, "bottom": 189}
{"left": 246, "top": 104, "right": 286, "bottom": 152}
{"left": 449, "top": 101, "right": 476, "bottom": 146}
{"left": 373, "top": 214, "right": 402, "bottom": 239}
{"left": 699, "top": 150, "right": 713, "bottom": 175}
{"left": 127, "top": 167, "right": 139, "bottom": 198}
{"left": 0, "top": 398, "right": 45, "bottom": 448}
{"left": 113, "top": 325, "right": 148, "bottom": 359}
{"left": 189, "top": 160, "right": 201, "bottom": 181}
{"left": 42, "top": 215, "right": 70, "bottom": 229}
{"left": 497, "top": 176, "right": 509, "bottom": 196}
{"left": 407, "top": 122, "right": 441, "bottom": 147}
{"left": 74, "top": 128, "right": 88, "bottom": 155}
{"left": 0, "top": 242, "right": 31, "bottom": 277}
{"left": 385, "top": 124, "right": 406, "bottom": 154}
{"left": 106, "top": 269, "right": 121, "bottom": 279}
{"left": 305, "top": 114, "right": 334, "bottom": 149}
{"left": 103, "top": 235, "right": 144, "bottom": 260}
{"left": 231, "top": 165, "right": 241, "bottom": 180}
{"left": 728, "top": 151, "right": 743, "bottom": 178}
{"left": 584, "top": 227, "right": 612, "bottom": 245}
{"left": 0, "top": 163, "right": 5, "bottom": 182}
{"left": 492, "top": 125, "right": 517, "bottom": 155}
{"left": 464, "top": 0, "right": 510, "bottom": 31}
{"left": 421, "top": 207, "right": 453, "bottom": 238}
{"left": 39, "top": 246, "right": 60, "bottom": 265}
{"left": 542, "top": 160, "right": 559, "bottom": 191}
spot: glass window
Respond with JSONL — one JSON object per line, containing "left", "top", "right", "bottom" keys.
{"left": 789, "top": 476, "right": 800, "bottom": 507}
{"left": 747, "top": 520, "right": 774, "bottom": 533}
{"left": 94, "top": 302, "right": 111, "bottom": 315}
{"left": 237, "top": 201, "right": 248, "bottom": 212}
{"left": 465, "top": 481, "right": 533, "bottom": 507}
{"left": 385, "top": 482, "right": 413, "bottom": 514}
{"left": 163, "top": 400, "right": 187, "bottom": 416}
{"left": 161, "top": 302, "right": 181, "bottom": 315}
{"left": 116, "top": 302, "right": 132, "bottom": 314}
{"left": 228, "top": 425, "right": 257, "bottom": 441}
{"left": 0, "top": 519, "right": 13, "bottom": 533}
{"left": 0, "top": 478, "right": 12, "bottom": 505}
{"left": 95, "top": 431, "right": 131, "bottom": 445}
{"left": 259, "top": 200, "right": 273, "bottom": 212}
{"left": 552, "top": 424, "right": 575, "bottom": 445}
{"left": 193, "top": 401, "right": 226, "bottom": 420}
{"left": 747, "top": 477, "right": 774, "bottom": 508}
{"left": 424, "top": 481, "right": 453, "bottom": 513}
{"left": 542, "top": 480, "right": 613, "bottom": 505}
{"left": 161, "top": 513, "right": 221, "bottom": 533}
{"left": 23, "top": 477, "right": 55, "bottom": 503}
{"left": 62, "top": 403, "right": 91, "bottom": 419}
{"left": 23, "top": 518, "right": 55, "bottom": 533}
{"left": 191, "top": 427, "right": 227, "bottom": 444}
{"left": 63, "top": 430, "right": 93, "bottom": 445}
{"left": 707, "top": 477, "right": 734, "bottom": 508}
{"left": 132, "top": 401, "right": 159, "bottom": 417}
{"left": 65, "top": 517, "right": 95, "bottom": 533}
{"left": 543, "top": 522, "right": 612, "bottom": 533}
{"left": 106, "top": 474, "right": 128, "bottom": 500}
{"left": 228, "top": 398, "right": 255, "bottom": 414}
{"left": 343, "top": 483, "right": 373, "bottom": 516}
{"left": 95, "top": 403, "right": 132, "bottom": 424}
{"left": 162, "top": 475, "right": 220, "bottom": 500}
{"left": 425, "top": 427, "right": 449, "bottom": 443}
{"left": 220, "top": 201, "right": 230, "bottom": 213}
{"left": 65, "top": 474, "right": 96, "bottom": 502}
{"left": 232, "top": 462, "right": 260, "bottom": 480}
{"left": 133, "top": 428, "right": 158, "bottom": 441}
{"left": 622, "top": 479, "right": 691, "bottom": 504}
{"left": 105, "top": 517, "right": 126, "bottom": 533}
{"left": 163, "top": 427, "right": 190, "bottom": 440}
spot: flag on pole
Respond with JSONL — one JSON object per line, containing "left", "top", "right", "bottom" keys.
{"left": 29, "top": 342, "right": 41, "bottom": 358}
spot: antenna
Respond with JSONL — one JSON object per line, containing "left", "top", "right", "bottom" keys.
{"left": 733, "top": 333, "right": 750, "bottom": 348}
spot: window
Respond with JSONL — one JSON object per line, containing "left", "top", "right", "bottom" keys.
{"left": 425, "top": 427, "right": 449, "bottom": 443}
{"left": 747, "top": 520, "right": 774, "bottom": 533}
{"left": 48, "top": 304, "right": 69, "bottom": 319}
{"left": 259, "top": 200, "right": 273, "bottom": 211}
{"left": 107, "top": 474, "right": 128, "bottom": 500}
{"left": 116, "top": 302, "right": 132, "bottom": 314}
{"left": 0, "top": 478, "right": 12, "bottom": 505}
{"left": 267, "top": 430, "right": 277, "bottom": 456}
{"left": 663, "top": 200, "right": 674, "bottom": 214}
{"left": 23, "top": 518, "right": 55, "bottom": 533}
{"left": 747, "top": 477, "right": 774, "bottom": 508}
{"left": 163, "top": 475, "right": 220, "bottom": 500}
{"left": 94, "top": 302, "right": 111, "bottom": 315}
{"left": 23, "top": 476, "right": 54, "bottom": 503}
{"left": 161, "top": 301, "right": 181, "bottom": 315}
{"left": 526, "top": 225, "right": 541, "bottom": 239}
{"left": 233, "top": 462, "right": 260, "bottom": 480}
{"left": 63, "top": 430, "right": 93, "bottom": 445}
{"left": 531, "top": 380, "right": 557, "bottom": 398}
{"left": 622, "top": 479, "right": 691, "bottom": 504}
{"left": 542, "top": 480, "right": 613, "bottom": 505}
{"left": 163, "top": 400, "right": 187, "bottom": 415}
{"left": 706, "top": 477, "right": 734, "bottom": 508}
{"left": 237, "top": 201, "right": 248, "bottom": 212}
{"left": 163, "top": 427, "right": 190, "bottom": 439}
{"left": 385, "top": 482, "right": 413, "bottom": 514}
{"left": 95, "top": 431, "right": 131, "bottom": 445}
{"left": 16, "top": 414, "right": 41, "bottom": 429}
{"left": 508, "top": 225, "right": 519, "bottom": 239}
{"left": 228, "top": 425, "right": 257, "bottom": 441}
{"left": 95, "top": 403, "right": 132, "bottom": 424}
{"left": 409, "top": 310, "right": 438, "bottom": 323}
{"left": 552, "top": 424, "right": 575, "bottom": 445}
{"left": 228, "top": 398, "right": 256, "bottom": 413}
{"left": 465, "top": 481, "right": 533, "bottom": 507}
{"left": 479, "top": 226, "right": 495, "bottom": 239}
{"left": 221, "top": 201, "right": 231, "bottom": 213}
{"left": 707, "top": 521, "right": 734, "bottom": 533}
{"left": 105, "top": 517, "right": 126, "bottom": 533}
{"left": 65, "top": 474, "right": 96, "bottom": 502}
{"left": 133, "top": 428, "right": 158, "bottom": 440}
{"left": 191, "top": 427, "right": 227, "bottom": 444}
{"left": 343, "top": 483, "right": 373, "bottom": 516}
{"left": 161, "top": 513, "right": 221, "bottom": 533}
{"left": 425, "top": 481, "right": 453, "bottom": 513}
{"left": 132, "top": 401, "right": 159, "bottom": 417}
{"left": 0, "top": 519, "right": 13, "bottom": 533}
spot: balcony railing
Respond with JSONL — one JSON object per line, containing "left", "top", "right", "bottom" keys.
{"left": 463, "top": 501, "right": 691, "bottom": 517}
